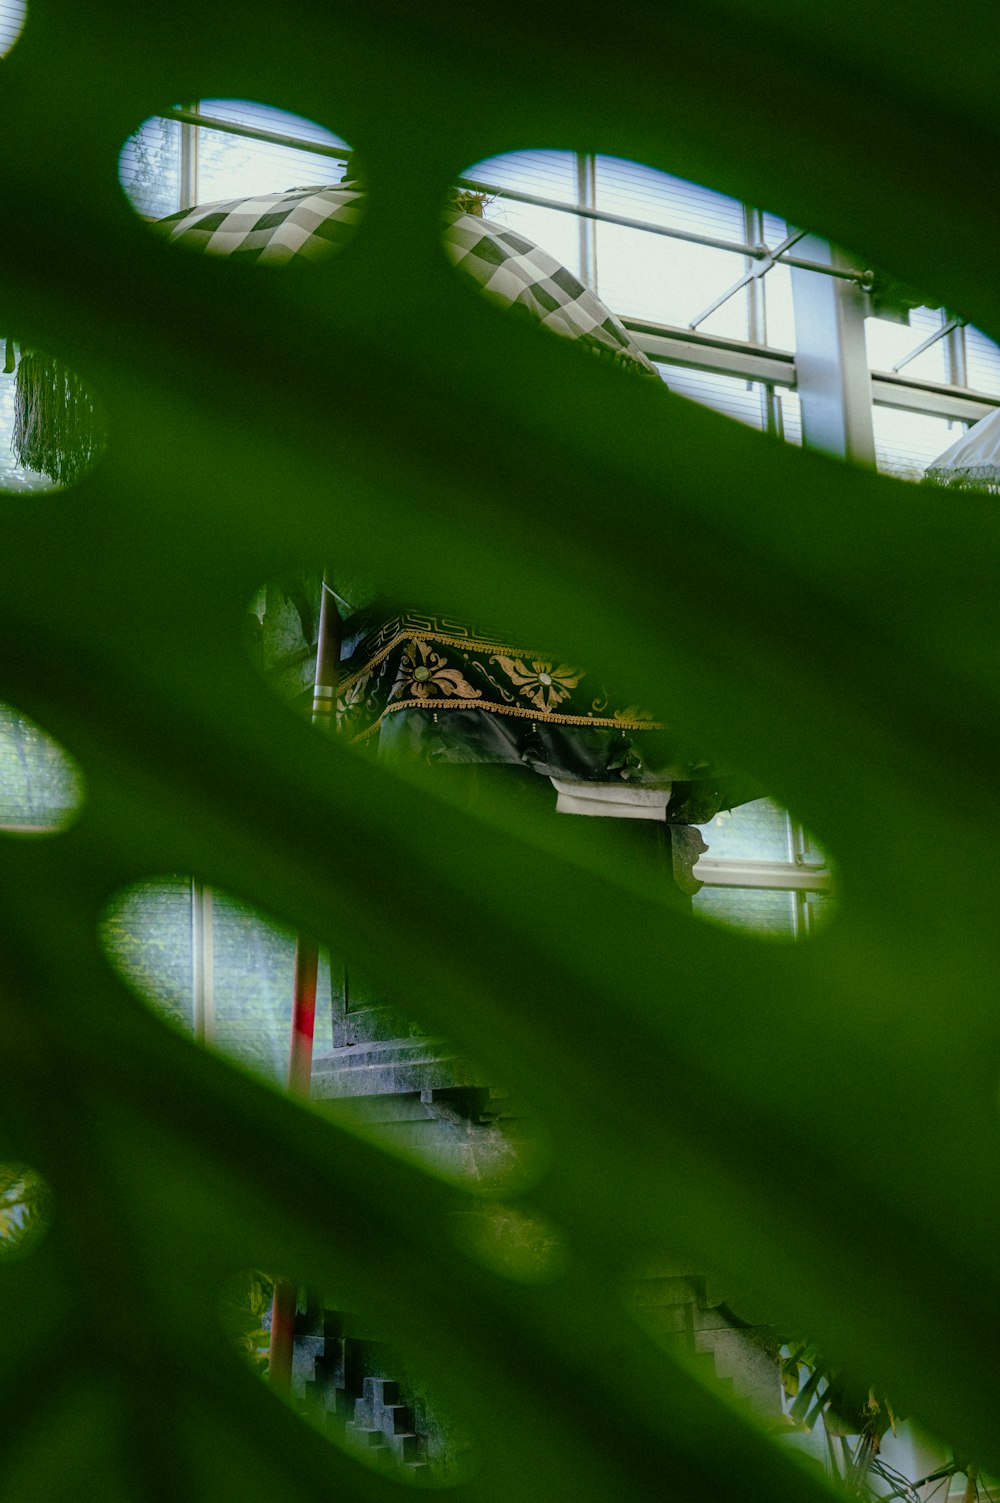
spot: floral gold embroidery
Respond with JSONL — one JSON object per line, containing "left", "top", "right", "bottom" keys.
{"left": 390, "top": 639, "right": 481, "bottom": 703}
{"left": 337, "top": 671, "right": 371, "bottom": 728}
{"left": 491, "top": 656, "right": 582, "bottom": 714}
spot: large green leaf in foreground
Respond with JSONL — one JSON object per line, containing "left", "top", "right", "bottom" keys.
{"left": 3, "top": 2, "right": 1000, "bottom": 1498}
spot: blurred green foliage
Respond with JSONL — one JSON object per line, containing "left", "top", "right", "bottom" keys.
{"left": 3, "top": 2, "right": 1000, "bottom": 1500}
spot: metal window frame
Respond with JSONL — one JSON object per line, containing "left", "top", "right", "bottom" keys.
{"left": 693, "top": 859, "right": 832, "bottom": 892}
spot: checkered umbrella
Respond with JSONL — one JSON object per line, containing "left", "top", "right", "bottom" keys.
{"left": 154, "top": 179, "right": 659, "bottom": 378}
{"left": 924, "top": 404, "right": 1000, "bottom": 493}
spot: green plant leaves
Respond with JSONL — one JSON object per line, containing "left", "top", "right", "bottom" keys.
{"left": 3, "top": 2, "right": 1000, "bottom": 1500}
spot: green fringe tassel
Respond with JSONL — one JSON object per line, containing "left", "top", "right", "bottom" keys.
{"left": 13, "top": 351, "right": 104, "bottom": 487}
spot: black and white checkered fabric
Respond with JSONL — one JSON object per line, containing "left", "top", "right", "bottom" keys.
{"left": 154, "top": 182, "right": 657, "bottom": 376}
{"left": 442, "top": 215, "right": 656, "bottom": 376}
{"left": 154, "top": 182, "right": 364, "bottom": 264}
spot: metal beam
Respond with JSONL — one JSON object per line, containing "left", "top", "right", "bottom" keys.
{"left": 623, "top": 320, "right": 796, "bottom": 385}
{"left": 870, "top": 375, "right": 997, "bottom": 423}
{"left": 790, "top": 236, "right": 875, "bottom": 464}
{"left": 168, "top": 107, "right": 349, "bottom": 162}
{"left": 689, "top": 226, "right": 808, "bottom": 333}
{"left": 891, "top": 314, "right": 966, "bottom": 374}
{"left": 576, "top": 153, "right": 598, "bottom": 292}
{"left": 190, "top": 879, "right": 214, "bottom": 1044}
{"left": 694, "top": 858, "right": 832, "bottom": 891}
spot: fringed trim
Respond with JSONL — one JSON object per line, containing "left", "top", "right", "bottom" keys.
{"left": 13, "top": 352, "right": 104, "bottom": 487}
{"left": 2, "top": 337, "right": 16, "bottom": 375}
{"left": 923, "top": 467, "right": 1000, "bottom": 495}
{"left": 451, "top": 188, "right": 490, "bottom": 218}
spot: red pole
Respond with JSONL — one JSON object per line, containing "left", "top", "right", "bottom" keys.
{"left": 268, "top": 572, "right": 340, "bottom": 1392}
{"left": 285, "top": 935, "right": 320, "bottom": 1098}
{"left": 267, "top": 1278, "right": 299, "bottom": 1390}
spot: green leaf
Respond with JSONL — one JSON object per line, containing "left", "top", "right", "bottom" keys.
{"left": 4, "top": 2, "right": 1000, "bottom": 1500}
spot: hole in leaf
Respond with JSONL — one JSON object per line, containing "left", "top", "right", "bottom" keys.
{"left": 99, "top": 877, "right": 334, "bottom": 1083}
{"left": 623, "top": 1262, "right": 785, "bottom": 1419}
{"left": 692, "top": 797, "right": 835, "bottom": 942}
{"left": 0, "top": 338, "right": 106, "bottom": 492}
{"left": 101, "top": 870, "right": 547, "bottom": 1191}
{"left": 119, "top": 101, "right": 360, "bottom": 266}
{"left": 223, "top": 1277, "right": 477, "bottom": 1486}
{"left": 0, "top": 702, "right": 85, "bottom": 833}
{"left": 0, "top": 1, "right": 25, "bottom": 58}
{"left": 220, "top": 1268, "right": 274, "bottom": 1378}
{"left": 0, "top": 1162, "right": 51, "bottom": 1258}
{"left": 247, "top": 567, "right": 770, "bottom": 923}
{"left": 444, "top": 149, "right": 662, "bottom": 380}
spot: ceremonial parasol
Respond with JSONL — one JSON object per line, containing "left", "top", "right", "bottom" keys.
{"left": 152, "top": 177, "right": 658, "bottom": 375}
{"left": 924, "top": 403, "right": 1000, "bottom": 493}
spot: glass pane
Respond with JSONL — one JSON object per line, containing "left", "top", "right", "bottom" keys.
{"left": 196, "top": 100, "right": 348, "bottom": 204}
{"left": 874, "top": 406, "right": 968, "bottom": 481}
{"left": 102, "top": 881, "right": 334, "bottom": 1080}
{"left": 777, "top": 389, "right": 802, "bottom": 446}
{"left": 0, "top": 0, "right": 25, "bottom": 56}
{"left": 211, "top": 891, "right": 332, "bottom": 1083}
{"left": 595, "top": 156, "right": 744, "bottom": 240}
{"left": 699, "top": 798, "right": 791, "bottom": 862}
{"left": 466, "top": 149, "right": 577, "bottom": 204}
{"left": 866, "top": 306, "right": 948, "bottom": 381}
{"left": 102, "top": 878, "right": 195, "bottom": 1031}
{"left": 201, "top": 99, "right": 348, "bottom": 151}
{"left": 656, "top": 366, "right": 767, "bottom": 430}
{"left": 693, "top": 886, "right": 797, "bottom": 938}
{"left": 597, "top": 224, "right": 747, "bottom": 336}
{"left": 964, "top": 327, "right": 1000, "bottom": 397}
{"left": 761, "top": 212, "right": 797, "bottom": 351}
{"left": 0, "top": 704, "right": 83, "bottom": 831}
{"left": 594, "top": 156, "right": 748, "bottom": 337}
{"left": 118, "top": 116, "right": 181, "bottom": 219}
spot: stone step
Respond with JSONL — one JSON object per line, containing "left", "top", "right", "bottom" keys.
{"left": 344, "top": 1424, "right": 386, "bottom": 1451}
{"left": 391, "top": 1433, "right": 421, "bottom": 1464}
{"left": 384, "top": 1403, "right": 415, "bottom": 1435}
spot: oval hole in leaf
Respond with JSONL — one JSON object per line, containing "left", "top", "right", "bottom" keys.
{"left": 0, "top": 702, "right": 85, "bottom": 834}
{"left": 0, "top": 338, "right": 106, "bottom": 493}
{"left": 0, "top": 1162, "right": 51, "bottom": 1259}
{"left": 119, "top": 101, "right": 361, "bottom": 267}
{"left": 99, "top": 876, "right": 334, "bottom": 1084}
{"left": 221, "top": 1275, "right": 478, "bottom": 1487}
{"left": 692, "top": 797, "right": 835, "bottom": 942}
{"left": 100, "top": 873, "right": 548, "bottom": 1192}
{"left": 445, "top": 148, "right": 800, "bottom": 387}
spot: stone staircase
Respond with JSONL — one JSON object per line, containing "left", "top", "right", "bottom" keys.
{"left": 343, "top": 1377, "right": 427, "bottom": 1472}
